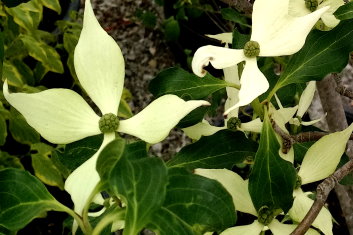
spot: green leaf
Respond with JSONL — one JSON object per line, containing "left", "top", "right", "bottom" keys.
{"left": 2, "top": 60, "right": 26, "bottom": 88}
{"left": 54, "top": 134, "right": 103, "bottom": 172}
{"left": 40, "top": 0, "right": 61, "bottom": 14}
{"left": 249, "top": 111, "right": 296, "bottom": 213}
{"left": 334, "top": 1, "right": 353, "bottom": 20}
{"left": 176, "top": 106, "right": 209, "bottom": 128}
{"left": 0, "top": 151, "right": 23, "bottom": 170}
{"left": 96, "top": 138, "right": 126, "bottom": 184}
{"left": 148, "top": 208, "right": 195, "bottom": 235}
{"left": 167, "top": 130, "right": 258, "bottom": 170}
{"left": 148, "top": 168, "right": 236, "bottom": 234}
{"left": 9, "top": 108, "right": 40, "bottom": 145}
{"left": 293, "top": 141, "right": 315, "bottom": 163}
{"left": 21, "top": 35, "right": 64, "bottom": 73}
{"left": 163, "top": 17, "right": 180, "bottom": 41}
{"left": 149, "top": 67, "right": 230, "bottom": 99}
{"left": 0, "top": 168, "right": 64, "bottom": 231}
{"left": 0, "top": 115, "right": 6, "bottom": 146}
{"left": 31, "top": 143, "right": 64, "bottom": 189}
{"left": 0, "top": 30, "right": 4, "bottom": 76}
{"left": 109, "top": 148, "right": 167, "bottom": 235}
{"left": 5, "top": 1, "right": 42, "bottom": 31}
{"left": 274, "top": 20, "right": 353, "bottom": 90}
{"left": 118, "top": 99, "right": 133, "bottom": 118}
{"left": 221, "top": 8, "right": 250, "bottom": 27}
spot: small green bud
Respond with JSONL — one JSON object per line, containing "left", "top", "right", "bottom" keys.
{"left": 99, "top": 113, "right": 119, "bottom": 133}
{"left": 257, "top": 206, "right": 275, "bottom": 225}
{"left": 243, "top": 41, "right": 260, "bottom": 58}
{"left": 305, "top": 0, "right": 318, "bottom": 12}
{"left": 295, "top": 175, "right": 302, "bottom": 189}
{"left": 227, "top": 117, "right": 242, "bottom": 131}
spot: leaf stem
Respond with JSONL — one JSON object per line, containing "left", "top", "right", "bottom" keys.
{"left": 82, "top": 183, "right": 103, "bottom": 232}
{"left": 56, "top": 203, "right": 90, "bottom": 234}
{"left": 226, "top": 82, "right": 241, "bottom": 90}
{"left": 91, "top": 209, "right": 125, "bottom": 235}
{"left": 250, "top": 98, "right": 264, "bottom": 119}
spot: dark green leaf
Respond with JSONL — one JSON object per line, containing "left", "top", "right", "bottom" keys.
{"left": 31, "top": 143, "right": 64, "bottom": 189}
{"left": 54, "top": 134, "right": 103, "bottom": 172}
{"left": 334, "top": 1, "right": 353, "bottom": 20}
{"left": 249, "top": 112, "right": 296, "bottom": 213}
{"left": 232, "top": 29, "right": 250, "bottom": 49}
{"left": 275, "top": 20, "right": 353, "bottom": 89}
{"left": 96, "top": 138, "right": 125, "bottom": 184}
{"left": 148, "top": 168, "right": 236, "bottom": 234}
{"left": 221, "top": 8, "right": 250, "bottom": 27}
{"left": 176, "top": 106, "right": 209, "bottom": 128}
{"left": 148, "top": 208, "right": 195, "bottom": 235}
{"left": 0, "top": 30, "right": 4, "bottom": 76}
{"left": 149, "top": 67, "right": 229, "bottom": 99}
{"left": 9, "top": 109, "right": 40, "bottom": 145}
{"left": 0, "top": 168, "right": 64, "bottom": 231}
{"left": 0, "top": 115, "right": 6, "bottom": 146}
{"left": 167, "top": 130, "right": 258, "bottom": 170}
{"left": 163, "top": 17, "right": 180, "bottom": 41}
{"left": 0, "top": 151, "right": 23, "bottom": 170}
{"left": 109, "top": 151, "right": 167, "bottom": 235}
{"left": 293, "top": 141, "right": 315, "bottom": 163}
{"left": 140, "top": 11, "right": 157, "bottom": 29}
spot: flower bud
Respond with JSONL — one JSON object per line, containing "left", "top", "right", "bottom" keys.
{"left": 99, "top": 113, "right": 119, "bottom": 133}
{"left": 243, "top": 41, "right": 260, "bottom": 58}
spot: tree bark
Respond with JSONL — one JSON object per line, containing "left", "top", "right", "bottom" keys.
{"left": 317, "top": 75, "right": 353, "bottom": 235}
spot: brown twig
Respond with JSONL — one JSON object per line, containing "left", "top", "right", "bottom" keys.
{"left": 271, "top": 120, "right": 353, "bottom": 154}
{"left": 336, "top": 85, "right": 353, "bottom": 99}
{"left": 291, "top": 159, "right": 353, "bottom": 235}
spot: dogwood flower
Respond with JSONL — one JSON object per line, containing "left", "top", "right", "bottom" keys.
{"left": 192, "top": 0, "right": 328, "bottom": 115}
{"left": 288, "top": 123, "right": 353, "bottom": 235}
{"left": 183, "top": 35, "right": 262, "bottom": 140}
{"left": 289, "top": 0, "right": 345, "bottom": 28}
{"left": 183, "top": 64, "right": 262, "bottom": 140}
{"left": 3, "top": 0, "right": 208, "bottom": 222}
{"left": 195, "top": 169, "right": 320, "bottom": 235}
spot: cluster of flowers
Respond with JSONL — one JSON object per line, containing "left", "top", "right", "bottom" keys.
{"left": 2, "top": 0, "right": 347, "bottom": 234}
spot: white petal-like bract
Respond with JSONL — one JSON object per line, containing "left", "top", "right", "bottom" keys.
{"left": 192, "top": 45, "right": 245, "bottom": 77}
{"left": 3, "top": 81, "right": 100, "bottom": 144}
{"left": 118, "top": 95, "right": 209, "bottom": 144}
{"left": 74, "top": 0, "right": 125, "bottom": 115}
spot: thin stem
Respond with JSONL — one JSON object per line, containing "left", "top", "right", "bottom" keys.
{"left": 82, "top": 183, "right": 103, "bottom": 233}
{"left": 251, "top": 98, "right": 264, "bottom": 119}
{"left": 226, "top": 82, "right": 241, "bottom": 90}
{"left": 56, "top": 203, "right": 90, "bottom": 234}
{"left": 91, "top": 209, "right": 125, "bottom": 235}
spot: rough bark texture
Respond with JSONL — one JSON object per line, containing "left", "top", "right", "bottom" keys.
{"left": 317, "top": 75, "right": 353, "bottom": 235}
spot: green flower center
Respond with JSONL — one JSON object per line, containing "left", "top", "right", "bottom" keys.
{"left": 305, "top": 0, "right": 318, "bottom": 12}
{"left": 257, "top": 206, "right": 275, "bottom": 225}
{"left": 99, "top": 113, "right": 119, "bottom": 133}
{"left": 227, "top": 117, "right": 242, "bottom": 131}
{"left": 243, "top": 41, "right": 260, "bottom": 58}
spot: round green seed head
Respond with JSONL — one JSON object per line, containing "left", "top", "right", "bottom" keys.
{"left": 227, "top": 117, "right": 242, "bottom": 131}
{"left": 305, "top": 0, "right": 318, "bottom": 12}
{"left": 99, "top": 113, "right": 120, "bottom": 133}
{"left": 243, "top": 41, "right": 260, "bottom": 58}
{"left": 257, "top": 206, "right": 275, "bottom": 225}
